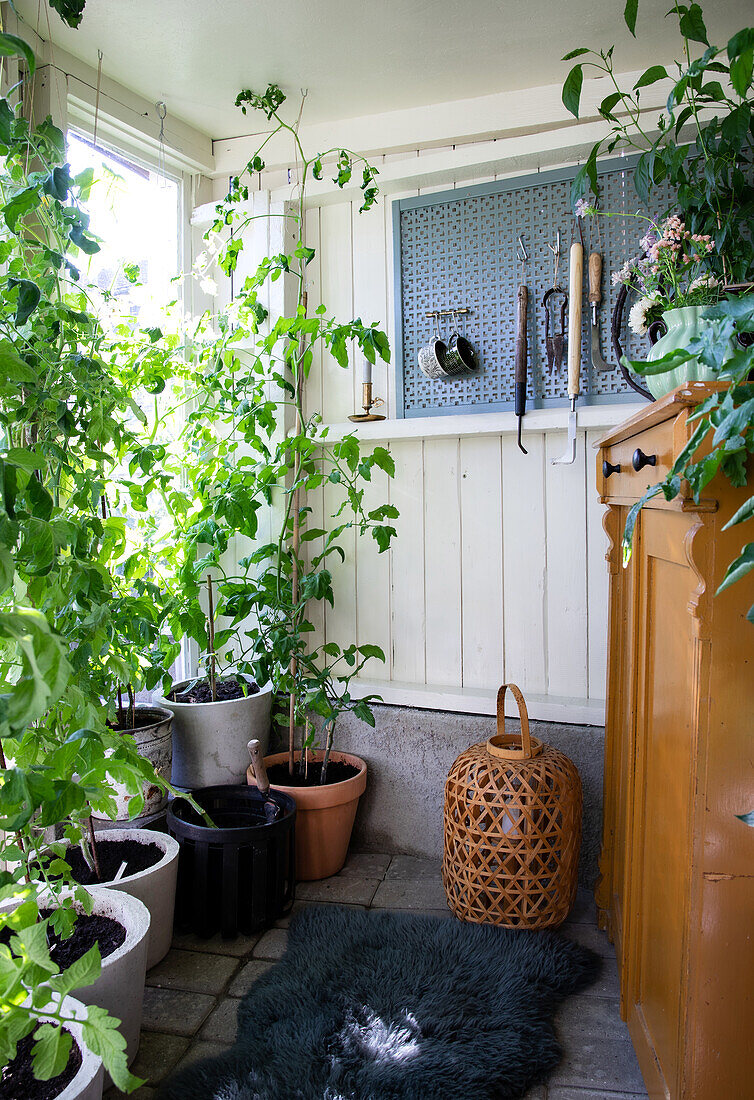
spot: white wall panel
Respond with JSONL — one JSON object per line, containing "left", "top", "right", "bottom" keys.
{"left": 423, "top": 437, "right": 462, "bottom": 686}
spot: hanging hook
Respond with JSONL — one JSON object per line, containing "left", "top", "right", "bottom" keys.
{"left": 548, "top": 230, "right": 562, "bottom": 288}
{"left": 517, "top": 235, "right": 528, "bottom": 264}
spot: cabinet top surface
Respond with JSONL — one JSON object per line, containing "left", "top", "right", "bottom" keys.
{"left": 596, "top": 382, "right": 727, "bottom": 450}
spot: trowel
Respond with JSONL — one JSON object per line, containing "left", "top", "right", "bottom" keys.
{"left": 552, "top": 240, "right": 583, "bottom": 466}
{"left": 247, "top": 739, "right": 280, "bottom": 822}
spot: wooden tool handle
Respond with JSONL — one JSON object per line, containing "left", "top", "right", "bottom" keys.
{"left": 568, "top": 242, "right": 583, "bottom": 399}
{"left": 588, "top": 252, "right": 602, "bottom": 305}
{"left": 247, "top": 739, "right": 270, "bottom": 796}
{"left": 514, "top": 285, "right": 528, "bottom": 417}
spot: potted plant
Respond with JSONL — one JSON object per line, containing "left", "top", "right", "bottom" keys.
{"left": 161, "top": 83, "right": 397, "bottom": 878}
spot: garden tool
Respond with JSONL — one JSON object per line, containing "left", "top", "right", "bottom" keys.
{"left": 514, "top": 236, "right": 529, "bottom": 454}
{"left": 588, "top": 251, "right": 610, "bottom": 371}
{"left": 543, "top": 286, "right": 568, "bottom": 373}
{"left": 552, "top": 240, "right": 583, "bottom": 465}
{"left": 247, "top": 739, "right": 280, "bottom": 823}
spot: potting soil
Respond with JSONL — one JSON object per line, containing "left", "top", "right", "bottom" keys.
{"left": 0, "top": 1029, "right": 83, "bottom": 1100}
{"left": 42, "top": 910, "right": 126, "bottom": 969}
{"left": 267, "top": 760, "right": 360, "bottom": 787}
{"left": 65, "top": 837, "right": 162, "bottom": 885}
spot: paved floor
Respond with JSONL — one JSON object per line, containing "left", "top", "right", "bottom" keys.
{"left": 105, "top": 853, "right": 648, "bottom": 1099}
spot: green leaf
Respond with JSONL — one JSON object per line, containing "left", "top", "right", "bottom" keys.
{"left": 48, "top": 0, "right": 87, "bottom": 28}
{"left": 624, "top": 0, "right": 638, "bottom": 36}
{"left": 727, "top": 27, "right": 754, "bottom": 61}
{"left": 729, "top": 47, "right": 753, "bottom": 98}
{"left": 678, "top": 3, "right": 708, "bottom": 46}
{"left": 634, "top": 65, "right": 668, "bottom": 89}
{"left": 562, "top": 48, "right": 590, "bottom": 60}
{"left": 48, "top": 943, "right": 101, "bottom": 997}
{"left": 633, "top": 152, "right": 651, "bottom": 205}
{"left": 562, "top": 64, "right": 584, "bottom": 118}
{"left": 0, "top": 32, "right": 36, "bottom": 75}
{"left": 721, "top": 103, "right": 750, "bottom": 145}
{"left": 31, "top": 1023, "right": 72, "bottom": 1081}
{"left": 8, "top": 278, "right": 41, "bottom": 325}
{"left": 736, "top": 810, "right": 754, "bottom": 827}
{"left": 716, "top": 542, "right": 754, "bottom": 595}
{"left": 722, "top": 495, "right": 754, "bottom": 531}
{"left": 81, "top": 1003, "right": 142, "bottom": 1092}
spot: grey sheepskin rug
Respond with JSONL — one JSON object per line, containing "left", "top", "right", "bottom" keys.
{"left": 158, "top": 905, "right": 600, "bottom": 1100}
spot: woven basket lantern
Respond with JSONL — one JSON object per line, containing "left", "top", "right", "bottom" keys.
{"left": 442, "top": 684, "right": 582, "bottom": 928}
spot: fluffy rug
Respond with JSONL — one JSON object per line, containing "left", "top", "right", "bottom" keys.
{"left": 158, "top": 905, "right": 600, "bottom": 1100}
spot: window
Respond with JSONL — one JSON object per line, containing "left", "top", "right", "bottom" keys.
{"left": 66, "top": 131, "right": 181, "bottom": 327}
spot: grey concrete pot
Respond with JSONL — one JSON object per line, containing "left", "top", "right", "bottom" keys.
{"left": 92, "top": 705, "right": 173, "bottom": 821}
{"left": 60, "top": 888, "right": 150, "bottom": 1073}
{"left": 155, "top": 679, "right": 272, "bottom": 789}
{"left": 21, "top": 994, "right": 104, "bottom": 1100}
{"left": 85, "top": 828, "right": 179, "bottom": 968}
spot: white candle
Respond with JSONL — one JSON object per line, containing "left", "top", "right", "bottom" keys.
{"left": 362, "top": 359, "right": 373, "bottom": 385}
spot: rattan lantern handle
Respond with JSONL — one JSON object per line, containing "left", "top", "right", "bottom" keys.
{"left": 487, "top": 683, "right": 539, "bottom": 760}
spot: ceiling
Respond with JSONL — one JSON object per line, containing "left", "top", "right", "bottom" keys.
{"left": 16, "top": 0, "right": 752, "bottom": 140}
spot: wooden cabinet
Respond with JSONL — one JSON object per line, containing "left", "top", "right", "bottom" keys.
{"left": 595, "top": 383, "right": 754, "bottom": 1100}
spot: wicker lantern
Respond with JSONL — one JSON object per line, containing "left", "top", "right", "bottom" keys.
{"left": 442, "top": 683, "right": 582, "bottom": 928}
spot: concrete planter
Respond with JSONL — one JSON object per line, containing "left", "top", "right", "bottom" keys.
{"left": 57, "top": 889, "right": 149, "bottom": 1072}
{"left": 21, "top": 994, "right": 104, "bottom": 1100}
{"left": 248, "top": 750, "right": 367, "bottom": 881}
{"left": 155, "top": 680, "right": 272, "bottom": 789}
{"left": 3, "top": 889, "right": 149, "bottom": 1075}
{"left": 85, "top": 829, "right": 179, "bottom": 968}
{"left": 91, "top": 705, "right": 173, "bottom": 821}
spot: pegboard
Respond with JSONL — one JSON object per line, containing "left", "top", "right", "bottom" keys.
{"left": 393, "top": 159, "right": 676, "bottom": 417}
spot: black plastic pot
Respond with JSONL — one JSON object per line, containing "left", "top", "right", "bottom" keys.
{"left": 167, "top": 785, "right": 296, "bottom": 938}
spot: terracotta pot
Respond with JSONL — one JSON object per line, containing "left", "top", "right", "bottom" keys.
{"left": 248, "top": 750, "right": 367, "bottom": 881}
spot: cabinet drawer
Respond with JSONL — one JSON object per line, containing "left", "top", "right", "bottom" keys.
{"left": 598, "top": 420, "right": 674, "bottom": 505}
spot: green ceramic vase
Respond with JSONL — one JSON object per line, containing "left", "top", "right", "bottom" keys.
{"left": 645, "top": 305, "right": 719, "bottom": 399}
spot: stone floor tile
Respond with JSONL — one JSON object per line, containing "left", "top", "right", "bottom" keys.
{"left": 385, "top": 854, "right": 442, "bottom": 880}
{"left": 296, "top": 876, "right": 381, "bottom": 905}
{"left": 551, "top": 996, "right": 647, "bottom": 1095}
{"left": 252, "top": 927, "right": 289, "bottom": 959}
{"left": 171, "top": 1039, "right": 233, "bottom": 1075}
{"left": 171, "top": 929, "right": 262, "bottom": 957}
{"left": 563, "top": 887, "right": 598, "bottom": 926}
{"left": 199, "top": 997, "right": 241, "bottom": 1043}
{"left": 338, "top": 852, "right": 392, "bottom": 878}
{"left": 273, "top": 900, "right": 367, "bottom": 927}
{"left": 128, "top": 1031, "right": 190, "bottom": 1085}
{"left": 140, "top": 987, "right": 215, "bottom": 1037}
{"left": 580, "top": 953, "right": 621, "bottom": 1000}
{"left": 228, "top": 958, "right": 276, "bottom": 996}
{"left": 105, "top": 1087, "right": 158, "bottom": 1100}
{"left": 549, "top": 1088, "right": 647, "bottom": 1099}
{"left": 371, "top": 876, "right": 448, "bottom": 911}
{"left": 522, "top": 1087, "right": 547, "bottom": 1099}
{"left": 561, "top": 921, "right": 615, "bottom": 958}
{"left": 370, "top": 906, "right": 453, "bottom": 921}
{"left": 147, "top": 949, "right": 239, "bottom": 995}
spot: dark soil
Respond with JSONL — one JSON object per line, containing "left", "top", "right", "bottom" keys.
{"left": 64, "top": 838, "right": 163, "bottom": 886}
{"left": 0, "top": 1029, "right": 82, "bottom": 1100}
{"left": 41, "top": 910, "right": 126, "bottom": 970}
{"left": 109, "top": 705, "right": 168, "bottom": 732}
{"left": 171, "top": 677, "right": 259, "bottom": 704}
{"left": 267, "top": 760, "right": 360, "bottom": 787}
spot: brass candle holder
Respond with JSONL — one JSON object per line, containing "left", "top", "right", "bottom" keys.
{"left": 348, "top": 382, "right": 386, "bottom": 422}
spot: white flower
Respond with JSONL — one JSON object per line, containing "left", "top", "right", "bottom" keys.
{"left": 628, "top": 295, "right": 660, "bottom": 337}
{"left": 688, "top": 274, "right": 719, "bottom": 293}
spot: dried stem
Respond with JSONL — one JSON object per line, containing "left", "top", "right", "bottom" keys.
{"left": 126, "top": 682, "right": 135, "bottom": 731}
{"left": 87, "top": 815, "right": 102, "bottom": 882}
{"left": 288, "top": 290, "right": 308, "bottom": 775}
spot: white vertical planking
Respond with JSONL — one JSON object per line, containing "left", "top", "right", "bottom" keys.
{"left": 586, "top": 428, "right": 609, "bottom": 699}
{"left": 460, "top": 435, "right": 504, "bottom": 688}
{"left": 390, "top": 439, "right": 426, "bottom": 683}
{"left": 319, "top": 203, "right": 354, "bottom": 423}
{"left": 423, "top": 437, "right": 462, "bottom": 686}
{"left": 355, "top": 459, "right": 392, "bottom": 681}
{"left": 323, "top": 474, "right": 357, "bottom": 665}
{"left": 544, "top": 431, "right": 589, "bottom": 698}
{"left": 501, "top": 434, "right": 547, "bottom": 693}
{"left": 352, "top": 196, "right": 390, "bottom": 413}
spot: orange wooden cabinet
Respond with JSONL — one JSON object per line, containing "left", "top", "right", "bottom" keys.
{"left": 595, "top": 383, "right": 754, "bottom": 1100}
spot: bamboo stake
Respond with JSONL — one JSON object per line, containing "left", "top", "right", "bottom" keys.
{"left": 206, "top": 574, "right": 217, "bottom": 702}
{"left": 288, "top": 290, "right": 308, "bottom": 776}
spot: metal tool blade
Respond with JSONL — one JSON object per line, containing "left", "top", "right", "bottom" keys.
{"left": 590, "top": 305, "right": 610, "bottom": 372}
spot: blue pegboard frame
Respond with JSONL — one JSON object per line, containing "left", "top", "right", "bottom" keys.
{"left": 393, "top": 157, "right": 675, "bottom": 419}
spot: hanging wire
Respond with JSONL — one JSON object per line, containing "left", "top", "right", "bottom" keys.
{"left": 93, "top": 50, "right": 103, "bottom": 147}
{"left": 155, "top": 100, "right": 168, "bottom": 185}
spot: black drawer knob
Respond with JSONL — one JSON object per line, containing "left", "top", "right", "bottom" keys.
{"left": 602, "top": 459, "right": 621, "bottom": 478}
{"left": 632, "top": 448, "right": 657, "bottom": 472}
